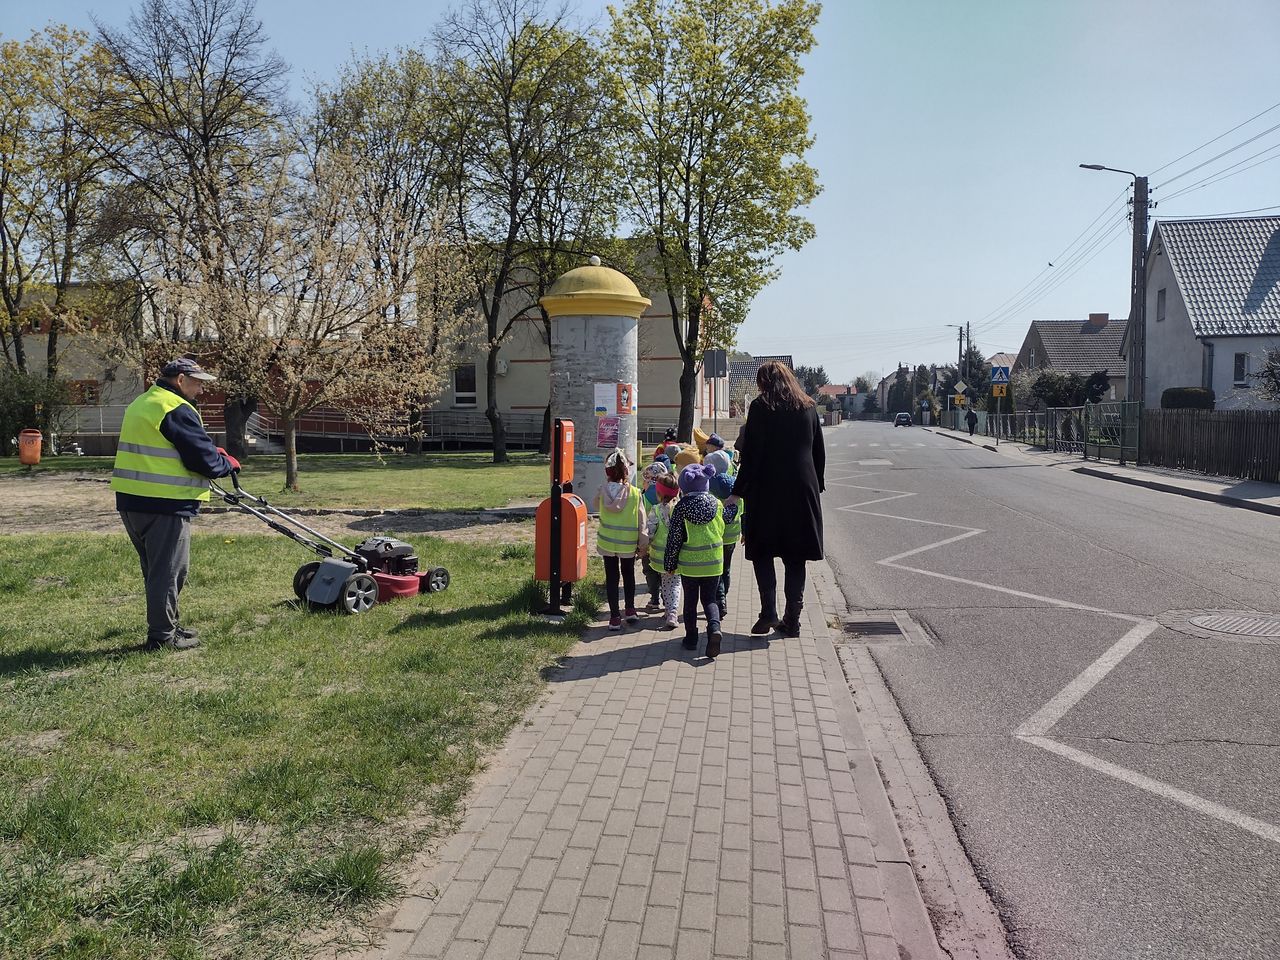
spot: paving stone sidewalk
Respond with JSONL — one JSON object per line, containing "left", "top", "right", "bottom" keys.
{"left": 365, "top": 562, "right": 927, "bottom": 960}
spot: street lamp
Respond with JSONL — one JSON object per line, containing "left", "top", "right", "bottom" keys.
{"left": 1079, "top": 163, "right": 1150, "bottom": 404}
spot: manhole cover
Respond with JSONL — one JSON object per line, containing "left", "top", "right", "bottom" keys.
{"left": 837, "top": 610, "right": 933, "bottom": 646}
{"left": 1158, "top": 609, "right": 1280, "bottom": 646}
{"left": 1188, "top": 613, "right": 1280, "bottom": 638}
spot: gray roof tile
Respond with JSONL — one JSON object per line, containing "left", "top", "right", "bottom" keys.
{"left": 1156, "top": 216, "right": 1280, "bottom": 336}
{"left": 1030, "top": 319, "right": 1128, "bottom": 376}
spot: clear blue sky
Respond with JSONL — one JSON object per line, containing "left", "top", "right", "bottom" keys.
{"left": 5, "top": 0, "right": 1279, "bottom": 384}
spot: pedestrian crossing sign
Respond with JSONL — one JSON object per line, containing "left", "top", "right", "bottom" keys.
{"left": 991, "top": 366, "right": 1011, "bottom": 384}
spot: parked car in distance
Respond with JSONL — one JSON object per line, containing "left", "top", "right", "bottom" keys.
{"left": 894, "top": 412, "right": 913, "bottom": 427}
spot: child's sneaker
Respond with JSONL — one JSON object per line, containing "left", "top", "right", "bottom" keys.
{"left": 608, "top": 615, "right": 623, "bottom": 631}
{"left": 624, "top": 608, "right": 639, "bottom": 624}
{"left": 660, "top": 615, "right": 679, "bottom": 631}
{"left": 645, "top": 597, "right": 661, "bottom": 612}
{"left": 705, "top": 628, "right": 723, "bottom": 659}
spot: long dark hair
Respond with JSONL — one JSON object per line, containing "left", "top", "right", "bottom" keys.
{"left": 756, "top": 361, "right": 814, "bottom": 411}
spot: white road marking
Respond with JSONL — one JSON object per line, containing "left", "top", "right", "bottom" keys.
{"left": 868, "top": 443, "right": 881, "bottom": 447}
{"left": 1015, "top": 621, "right": 1161, "bottom": 737}
{"left": 837, "top": 475, "right": 1279, "bottom": 844}
{"left": 1021, "top": 735, "right": 1280, "bottom": 846}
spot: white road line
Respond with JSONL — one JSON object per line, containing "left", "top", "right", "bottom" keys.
{"left": 838, "top": 469, "right": 1280, "bottom": 844}
{"left": 1015, "top": 621, "right": 1160, "bottom": 737}
{"left": 1021, "top": 735, "right": 1280, "bottom": 846}
{"left": 868, "top": 443, "right": 881, "bottom": 447}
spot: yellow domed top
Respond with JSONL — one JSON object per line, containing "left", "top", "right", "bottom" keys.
{"left": 540, "top": 262, "right": 651, "bottom": 318}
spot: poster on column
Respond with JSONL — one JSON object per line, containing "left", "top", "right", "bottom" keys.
{"left": 593, "top": 382, "right": 615, "bottom": 417}
{"left": 596, "top": 416, "right": 620, "bottom": 448}
{"left": 616, "top": 383, "right": 636, "bottom": 415}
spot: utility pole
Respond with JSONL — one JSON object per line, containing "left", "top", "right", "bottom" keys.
{"left": 1129, "top": 177, "right": 1149, "bottom": 404}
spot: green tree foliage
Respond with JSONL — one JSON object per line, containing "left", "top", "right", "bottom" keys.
{"left": 0, "top": 367, "right": 71, "bottom": 454}
{"left": 854, "top": 375, "right": 871, "bottom": 395}
{"left": 605, "top": 0, "right": 820, "bottom": 440}
{"left": 1160, "top": 386, "right": 1215, "bottom": 410}
{"left": 436, "top": 0, "right": 614, "bottom": 462}
{"left": 794, "top": 364, "right": 829, "bottom": 397}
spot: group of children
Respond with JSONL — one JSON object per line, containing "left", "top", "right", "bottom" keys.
{"left": 594, "top": 431, "right": 742, "bottom": 660}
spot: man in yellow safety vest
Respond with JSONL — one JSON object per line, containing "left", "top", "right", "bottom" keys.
{"left": 111, "top": 358, "right": 240, "bottom": 651}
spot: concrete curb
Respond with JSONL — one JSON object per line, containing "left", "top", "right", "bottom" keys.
{"left": 809, "top": 559, "right": 945, "bottom": 960}
{"left": 922, "top": 427, "right": 996, "bottom": 452}
{"left": 1073, "top": 466, "right": 1280, "bottom": 518}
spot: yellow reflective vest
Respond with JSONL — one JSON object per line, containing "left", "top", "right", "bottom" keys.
{"left": 598, "top": 485, "right": 641, "bottom": 556}
{"left": 110, "top": 386, "right": 212, "bottom": 502}
{"left": 722, "top": 500, "right": 743, "bottom": 546}
{"left": 677, "top": 500, "right": 725, "bottom": 578}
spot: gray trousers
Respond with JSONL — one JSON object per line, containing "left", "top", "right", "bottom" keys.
{"left": 119, "top": 511, "right": 191, "bottom": 643}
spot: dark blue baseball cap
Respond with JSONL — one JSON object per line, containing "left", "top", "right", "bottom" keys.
{"left": 161, "top": 357, "right": 217, "bottom": 381}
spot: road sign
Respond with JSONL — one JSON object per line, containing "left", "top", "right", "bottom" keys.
{"left": 952, "top": 394, "right": 967, "bottom": 407}
{"left": 991, "top": 366, "right": 1011, "bottom": 385}
{"left": 954, "top": 380, "right": 969, "bottom": 394}
{"left": 992, "top": 384, "right": 1007, "bottom": 398}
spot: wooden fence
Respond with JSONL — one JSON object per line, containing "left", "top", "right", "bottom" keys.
{"left": 1141, "top": 409, "right": 1280, "bottom": 482}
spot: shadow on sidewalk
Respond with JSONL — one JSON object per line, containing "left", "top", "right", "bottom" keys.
{"left": 542, "top": 629, "right": 772, "bottom": 684}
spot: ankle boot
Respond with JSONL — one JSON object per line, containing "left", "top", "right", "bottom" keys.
{"left": 778, "top": 602, "right": 803, "bottom": 638}
{"left": 751, "top": 612, "right": 779, "bottom": 635}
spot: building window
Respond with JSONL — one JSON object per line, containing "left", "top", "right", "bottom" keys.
{"left": 1233, "top": 352, "right": 1249, "bottom": 387}
{"left": 453, "top": 364, "right": 477, "bottom": 407}
{"left": 1156, "top": 288, "right": 1166, "bottom": 322}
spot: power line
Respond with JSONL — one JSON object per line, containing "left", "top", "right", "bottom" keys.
{"left": 1151, "top": 203, "right": 1280, "bottom": 219}
{"left": 1158, "top": 141, "right": 1280, "bottom": 203}
{"left": 1153, "top": 119, "right": 1280, "bottom": 190}
{"left": 1149, "top": 99, "right": 1280, "bottom": 176}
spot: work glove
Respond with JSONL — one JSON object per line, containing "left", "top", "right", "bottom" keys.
{"left": 217, "top": 447, "right": 241, "bottom": 473}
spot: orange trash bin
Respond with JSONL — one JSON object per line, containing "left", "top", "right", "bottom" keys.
{"left": 535, "top": 493, "right": 589, "bottom": 584}
{"left": 18, "top": 429, "right": 42, "bottom": 465}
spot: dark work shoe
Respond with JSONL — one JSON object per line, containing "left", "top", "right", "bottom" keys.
{"left": 145, "top": 633, "right": 200, "bottom": 652}
{"left": 177, "top": 626, "right": 198, "bottom": 640}
{"left": 778, "top": 603, "right": 803, "bottom": 638}
{"left": 705, "top": 629, "right": 723, "bottom": 659}
{"left": 751, "top": 616, "right": 780, "bottom": 635}
{"left": 681, "top": 636, "right": 698, "bottom": 651}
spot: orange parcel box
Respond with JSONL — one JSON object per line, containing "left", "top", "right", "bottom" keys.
{"left": 535, "top": 493, "right": 588, "bottom": 584}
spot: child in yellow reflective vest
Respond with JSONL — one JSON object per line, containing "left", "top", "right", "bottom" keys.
{"left": 639, "top": 460, "right": 672, "bottom": 610}
{"left": 645, "top": 472, "right": 682, "bottom": 630}
{"left": 664, "top": 463, "right": 725, "bottom": 659}
{"left": 596, "top": 448, "right": 647, "bottom": 631}
{"left": 710, "top": 471, "right": 741, "bottom": 617}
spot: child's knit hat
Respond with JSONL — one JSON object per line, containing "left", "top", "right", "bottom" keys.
{"left": 656, "top": 474, "right": 680, "bottom": 499}
{"left": 710, "top": 472, "right": 735, "bottom": 500}
{"left": 706, "top": 433, "right": 725, "bottom": 450}
{"left": 704, "top": 449, "right": 732, "bottom": 476}
{"left": 653, "top": 453, "right": 672, "bottom": 471}
{"left": 641, "top": 462, "right": 669, "bottom": 485}
{"left": 678, "top": 463, "right": 715, "bottom": 494}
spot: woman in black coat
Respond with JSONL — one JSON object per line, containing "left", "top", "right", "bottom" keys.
{"left": 731, "top": 361, "right": 825, "bottom": 637}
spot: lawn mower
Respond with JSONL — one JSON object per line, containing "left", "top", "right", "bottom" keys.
{"left": 210, "top": 472, "right": 450, "bottom": 615}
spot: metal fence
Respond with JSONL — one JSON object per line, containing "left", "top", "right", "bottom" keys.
{"left": 1083, "top": 401, "right": 1141, "bottom": 465}
{"left": 1141, "top": 408, "right": 1280, "bottom": 482}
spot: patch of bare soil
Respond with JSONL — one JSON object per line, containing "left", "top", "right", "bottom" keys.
{"left": 2, "top": 728, "right": 69, "bottom": 756}
{"left": 0, "top": 474, "right": 535, "bottom": 545}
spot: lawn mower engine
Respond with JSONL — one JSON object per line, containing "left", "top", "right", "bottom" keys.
{"left": 354, "top": 537, "right": 451, "bottom": 606}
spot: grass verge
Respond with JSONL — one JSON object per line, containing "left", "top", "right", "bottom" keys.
{"left": 0, "top": 452, "right": 550, "bottom": 511}
{"left": 0, "top": 532, "right": 595, "bottom": 959}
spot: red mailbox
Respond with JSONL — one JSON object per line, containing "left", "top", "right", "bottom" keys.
{"left": 535, "top": 493, "right": 588, "bottom": 583}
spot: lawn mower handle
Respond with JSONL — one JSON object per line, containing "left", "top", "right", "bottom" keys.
{"left": 209, "top": 474, "right": 366, "bottom": 567}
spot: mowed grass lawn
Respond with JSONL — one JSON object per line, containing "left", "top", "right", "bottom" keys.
{"left": 0, "top": 532, "right": 598, "bottom": 959}
{"left": 0, "top": 451, "right": 550, "bottom": 511}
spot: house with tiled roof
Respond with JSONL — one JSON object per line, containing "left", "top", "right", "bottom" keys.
{"left": 728, "top": 354, "right": 795, "bottom": 415}
{"left": 1137, "top": 216, "right": 1280, "bottom": 409}
{"left": 1013, "top": 314, "right": 1128, "bottom": 400}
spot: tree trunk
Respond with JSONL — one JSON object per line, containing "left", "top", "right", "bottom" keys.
{"left": 486, "top": 345, "right": 508, "bottom": 463}
{"left": 677, "top": 361, "right": 698, "bottom": 443}
{"left": 407, "top": 405, "right": 424, "bottom": 456}
{"left": 283, "top": 418, "right": 299, "bottom": 491}
{"left": 223, "top": 396, "right": 256, "bottom": 460}
{"left": 539, "top": 404, "right": 551, "bottom": 455}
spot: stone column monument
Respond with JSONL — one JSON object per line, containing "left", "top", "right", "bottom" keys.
{"left": 540, "top": 257, "right": 651, "bottom": 512}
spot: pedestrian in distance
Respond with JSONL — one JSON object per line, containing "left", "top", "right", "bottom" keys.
{"left": 596, "top": 448, "right": 647, "bottom": 631}
{"left": 646, "top": 473, "right": 683, "bottom": 630}
{"left": 110, "top": 357, "right": 240, "bottom": 651}
{"left": 966, "top": 407, "right": 978, "bottom": 436}
{"left": 663, "top": 463, "right": 725, "bottom": 658}
{"left": 732, "top": 360, "right": 825, "bottom": 638}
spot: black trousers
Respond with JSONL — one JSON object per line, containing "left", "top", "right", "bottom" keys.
{"left": 752, "top": 557, "right": 807, "bottom": 619}
{"left": 603, "top": 555, "right": 636, "bottom": 615}
{"left": 681, "top": 575, "right": 721, "bottom": 638}
{"left": 716, "top": 543, "right": 736, "bottom": 613}
{"left": 119, "top": 510, "right": 191, "bottom": 644}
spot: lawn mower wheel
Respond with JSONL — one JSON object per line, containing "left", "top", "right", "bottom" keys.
{"left": 293, "top": 561, "right": 322, "bottom": 601}
{"left": 425, "top": 567, "right": 451, "bottom": 593}
{"left": 339, "top": 572, "right": 379, "bottom": 615}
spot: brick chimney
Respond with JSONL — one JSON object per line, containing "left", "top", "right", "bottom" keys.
{"left": 1087, "top": 312, "right": 1109, "bottom": 329}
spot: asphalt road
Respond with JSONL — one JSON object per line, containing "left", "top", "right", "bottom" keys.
{"left": 820, "top": 419, "right": 1280, "bottom": 960}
